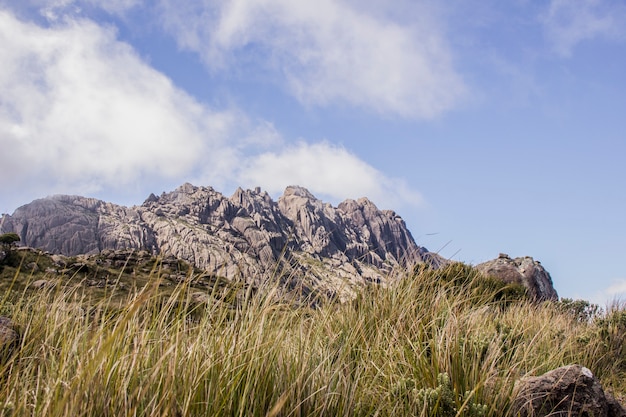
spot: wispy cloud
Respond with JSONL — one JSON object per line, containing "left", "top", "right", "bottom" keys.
{"left": 236, "top": 141, "right": 423, "bottom": 207}
{"left": 604, "top": 279, "right": 626, "bottom": 298}
{"left": 21, "top": 0, "right": 142, "bottom": 20}
{"left": 0, "top": 8, "right": 424, "bottom": 213}
{"left": 157, "top": 0, "right": 465, "bottom": 119}
{"left": 542, "top": 0, "right": 626, "bottom": 57}
{"left": 586, "top": 278, "right": 626, "bottom": 306}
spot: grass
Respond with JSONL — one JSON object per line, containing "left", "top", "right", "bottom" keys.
{"left": 0, "top": 257, "right": 624, "bottom": 416}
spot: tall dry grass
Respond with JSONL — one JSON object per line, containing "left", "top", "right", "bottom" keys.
{"left": 0, "top": 262, "right": 623, "bottom": 416}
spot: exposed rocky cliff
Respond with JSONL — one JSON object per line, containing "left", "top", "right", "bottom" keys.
{"left": 476, "top": 253, "right": 558, "bottom": 301}
{"left": 1, "top": 183, "right": 444, "bottom": 301}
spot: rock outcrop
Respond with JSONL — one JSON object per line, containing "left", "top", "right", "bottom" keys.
{"left": 476, "top": 253, "right": 558, "bottom": 301}
{"left": 0, "top": 195, "right": 156, "bottom": 255}
{"left": 0, "top": 316, "right": 19, "bottom": 356}
{"left": 512, "top": 365, "right": 626, "bottom": 417}
{"left": 1, "top": 184, "right": 443, "bottom": 301}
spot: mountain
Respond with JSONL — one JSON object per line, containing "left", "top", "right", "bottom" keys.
{"left": 0, "top": 183, "right": 444, "bottom": 301}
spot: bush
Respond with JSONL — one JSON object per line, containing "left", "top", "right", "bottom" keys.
{"left": 557, "top": 298, "right": 601, "bottom": 322}
{"left": 418, "top": 373, "right": 488, "bottom": 417}
{"left": 0, "top": 233, "right": 20, "bottom": 267}
{"left": 416, "top": 262, "right": 528, "bottom": 307}
{"left": 0, "top": 233, "right": 20, "bottom": 247}
{"left": 595, "top": 304, "right": 626, "bottom": 373}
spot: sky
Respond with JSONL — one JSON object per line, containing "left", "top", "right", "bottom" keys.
{"left": 1, "top": 0, "right": 625, "bottom": 305}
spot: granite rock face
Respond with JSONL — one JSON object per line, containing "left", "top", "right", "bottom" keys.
{"left": 1, "top": 195, "right": 156, "bottom": 255}
{"left": 476, "top": 253, "right": 558, "bottom": 301}
{"left": 512, "top": 365, "right": 626, "bottom": 417}
{"left": 1, "top": 184, "right": 443, "bottom": 300}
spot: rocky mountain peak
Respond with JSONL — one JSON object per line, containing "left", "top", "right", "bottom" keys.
{"left": 1, "top": 184, "right": 442, "bottom": 301}
{"left": 278, "top": 185, "right": 329, "bottom": 220}
{"left": 282, "top": 185, "right": 317, "bottom": 200}
{"left": 229, "top": 187, "right": 274, "bottom": 215}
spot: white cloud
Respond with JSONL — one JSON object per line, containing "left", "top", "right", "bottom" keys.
{"left": 0, "top": 9, "right": 424, "bottom": 214}
{"left": 157, "top": 0, "right": 465, "bottom": 119}
{"left": 236, "top": 141, "right": 423, "bottom": 208}
{"left": 542, "top": 0, "right": 626, "bottom": 57}
{"left": 0, "top": 10, "right": 236, "bottom": 204}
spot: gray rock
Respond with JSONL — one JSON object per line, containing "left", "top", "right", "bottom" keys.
{"left": 26, "top": 262, "right": 39, "bottom": 272}
{"left": 512, "top": 365, "right": 626, "bottom": 417}
{"left": 0, "top": 316, "right": 19, "bottom": 355}
{"left": 0, "top": 195, "right": 156, "bottom": 255}
{"left": 475, "top": 254, "right": 558, "bottom": 301}
{"left": 1, "top": 184, "right": 443, "bottom": 301}
{"left": 51, "top": 254, "right": 67, "bottom": 267}
{"left": 190, "top": 292, "right": 210, "bottom": 304}
{"left": 30, "top": 279, "right": 55, "bottom": 290}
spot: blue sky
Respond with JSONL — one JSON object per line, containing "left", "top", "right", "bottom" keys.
{"left": 1, "top": 0, "right": 625, "bottom": 304}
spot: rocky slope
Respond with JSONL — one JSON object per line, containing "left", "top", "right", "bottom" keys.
{"left": 1, "top": 183, "right": 444, "bottom": 301}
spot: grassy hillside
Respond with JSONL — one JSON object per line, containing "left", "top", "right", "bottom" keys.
{"left": 0, "top": 249, "right": 624, "bottom": 416}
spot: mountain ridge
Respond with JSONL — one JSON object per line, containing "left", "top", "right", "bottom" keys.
{"left": 1, "top": 183, "right": 444, "bottom": 301}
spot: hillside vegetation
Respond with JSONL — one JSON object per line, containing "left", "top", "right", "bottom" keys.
{"left": 0, "top": 250, "right": 625, "bottom": 416}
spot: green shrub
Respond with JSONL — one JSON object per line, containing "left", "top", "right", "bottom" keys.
{"left": 414, "top": 262, "right": 528, "bottom": 307}
{"left": 0, "top": 232, "right": 19, "bottom": 247}
{"left": 557, "top": 298, "right": 601, "bottom": 322}
{"left": 394, "top": 373, "right": 487, "bottom": 417}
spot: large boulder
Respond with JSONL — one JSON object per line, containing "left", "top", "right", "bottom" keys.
{"left": 512, "top": 365, "right": 626, "bottom": 417}
{"left": 475, "top": 254, "right": 558, "bottom": 301}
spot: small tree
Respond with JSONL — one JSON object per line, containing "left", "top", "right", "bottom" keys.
{"left": 0, "top": 232, "right": 20, "bottom": 248}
